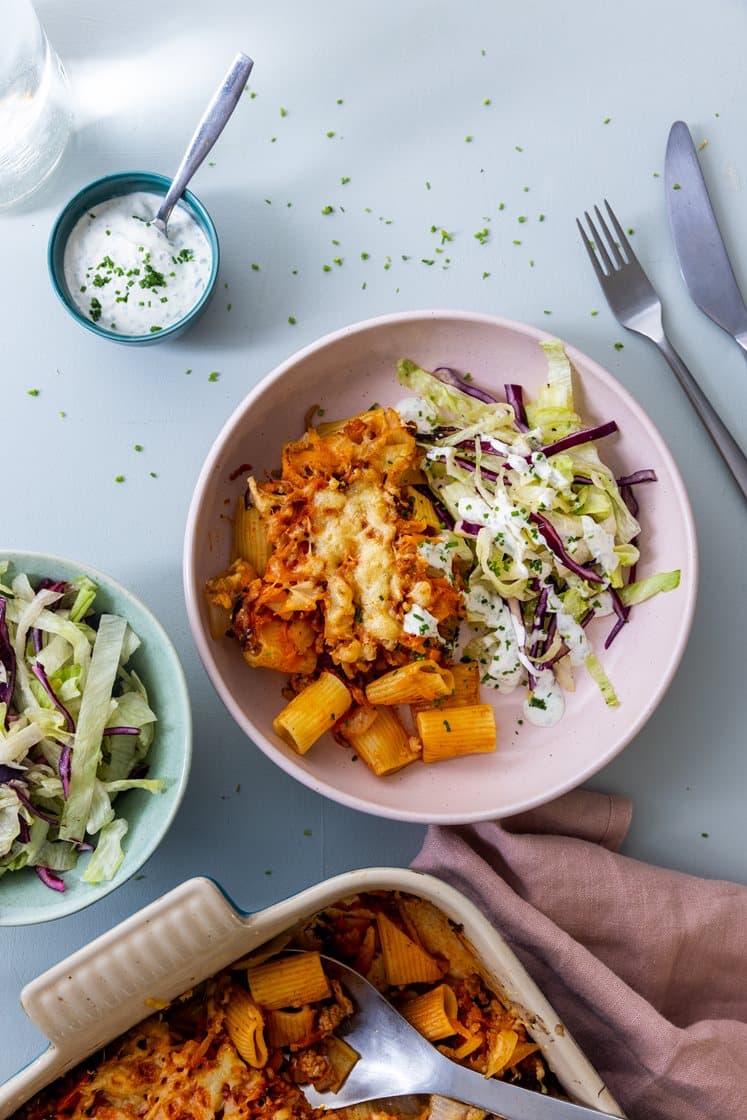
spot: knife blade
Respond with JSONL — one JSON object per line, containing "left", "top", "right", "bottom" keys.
{"left": 665, "top": 119, "right": 747, "bottom": 352}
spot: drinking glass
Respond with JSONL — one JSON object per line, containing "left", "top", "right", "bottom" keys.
{"left": 0, "top": 0, "right": 73, "bottom": 208}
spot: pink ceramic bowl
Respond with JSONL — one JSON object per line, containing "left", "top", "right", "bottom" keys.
{"left": 183, "top": 310, "right": 697, "bottom": 823}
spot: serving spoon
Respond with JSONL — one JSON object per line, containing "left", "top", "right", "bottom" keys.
{"left": 152, "top": 51, "right": 254, "bottom": 237}
{"left": 302, "top": 956, "right": 625, "bottom": 1120}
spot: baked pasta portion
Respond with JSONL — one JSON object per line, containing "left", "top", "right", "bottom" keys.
{"left": 15, "top": 891, "right": 564, "bottom": 1119}
{"left": 206, "top": 409, "right": 498, "bottom": 773}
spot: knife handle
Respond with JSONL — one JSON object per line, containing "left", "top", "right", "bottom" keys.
{"left": 653, "top": 333, "right": 747, "bottom": 501}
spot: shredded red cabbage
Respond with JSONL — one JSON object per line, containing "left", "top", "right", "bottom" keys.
{"left": 454, "top": 455, "right": 500, "bottom": 483}
{"left": 529, "top": 513, "right": 604, "bottom": 584}
{"left": 414, "top": 486, "right": 455, "bottom": 530}
{"left": 31, "top": 663, "right": 75, "bottom": 732}
{"left": 541, "top": 420, "right": 618, "bottom": 457}
{"left": 0, "top": 598, "right": 16, "bottom": 727}
{"left": 617, "top": 469, "right": 657, "bottom": 487}
{"left": 434, "top": 367, "right": 498, "bottom": 404}
{"left": 101, "top": 725, "right": 141, "bottom": 736}
{"left": 35, "top": 866, "right": 66, "bottom": 892}
{"left": 504, "top": 384, "right": 529, "bottom": 431}
{"left": 604, "top": 586, "right": 631, "bottom": 650}
{"left": 11, "top": 782, "right": 60, "bottom": 826}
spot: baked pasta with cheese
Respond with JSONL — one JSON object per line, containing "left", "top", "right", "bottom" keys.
{"left": 14, "top": 891, "right": 564, "bottom": 1119}
{"left": 205, "top": 408, "right": 497, "bottom": 772}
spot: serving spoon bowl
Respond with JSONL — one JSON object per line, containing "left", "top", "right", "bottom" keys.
{"left": 303, "top": 956, "right": 624, "bottom": 1120}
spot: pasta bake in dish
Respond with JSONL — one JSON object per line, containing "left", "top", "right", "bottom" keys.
{"left": 14, "top": 890, "right": 564, "bottom": 1119}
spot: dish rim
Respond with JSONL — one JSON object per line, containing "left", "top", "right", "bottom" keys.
{"left": 183, "top": 308, "right": 698, "bottom": 823}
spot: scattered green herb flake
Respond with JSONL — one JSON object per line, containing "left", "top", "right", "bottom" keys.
{"left": 149, "top": 471, "right": 158, "bottom": 478}
{"left": 134, "top": 443, "right": 143, "bottom": 452}
{"left": 425, "top": 180, "right": 431, "bottom": 190}
{"left": 149, "top": 326, "right": 162, "bottom": 333}
{"left": 512, "top": 239, "right": 522, "bottom": 245}
{"left": 482, "top": 271, "right": 491, "bottom": 279}
{"left": 361, "top": 251, "right": 370, "bottom": 260}
{"left": 483, "top": 97, "right": 491, "bottom": 106}
{"left": 590, "top": 310, "right": 599, "bottom": 317}
{"left": 208, "top": 371, "right": 220, "bottom": 382}
{"left": 326, "top": 130, "right": 335, "bottom": 138}
{"left": 498, "top": 202, "right": 505, "bottom": 210}
{"left": 672, "top": 183, "right": 681, "bottom": 190}
{"left": 115, "top": 475, "right": 125, "bottom": 483}
{"left": 304, "top": 828, "right": 313, "bottom": 836}
{"left": 474, "top": 228, "right": 489, "bottom": 244}
{"left": 288, "top": 315, "right": 297, "bottom": 325}
{"left": 538, "top": 213, "right": 546, "bottom": 222}
{"left": 701, "top": 832, "right": 710, "bottom": 838}
{"left": 465, "top": 135, "right": 473, "bottom": 143}
{"left": 421, "top": 258, "right": 435, "bottom": 265}
{"left": 340, "top": 175, "right": 350, "bottom": 185}
{"left": 336, "top": 98, "right": 344, "bottom": 105}
{"left": 698, "top": 139, "right": 709, "bottom": 152}
{"left": 614, "top": 342, "right": 624, "bottom": 350}
{"left": 185, "top": 368, "right": 192, "bottom": 375}
{"left": 264, "top": 198, "right": 272, "bottom": 205}
{"left": 322, "top": 264, "right": 332, "bottom": 272}
{"left": 321, "top": 205, "right": 334, "bottom": 215}
{"left": 264, "top": 869, "right": 272, "bottom": 876}
{"left": 27, "top": 388, "right": 40, "bottom": 397}
{"left": 515, "top": 144, "right": 523, "bottom": 152}
{"left": 280, "top": 106, "right": 288, "bottom": 117}
{"left": 59, "top": 411, "right": 66, "bottom": 418}
{"left": 443, "top": 719, "right": 452, "bottom": 732}
{"left": 227, "top": 303, "right": 232, "bottom": 311}
{"left": 543, "top": 309, "right": 552, "bottom": 315}
{"left": 603, "top": 116, "right": 611, "bottom": 124}
{"left": 251, "top": 263, "right": 261, "bottom": 272}
{"left": 89, "top": 297, "right": 102, "bottom": 323}
{"left": 518, "top": 215, "right": 527, "bottom": 224}
{"left": 529, "top": 697, "right": 547, "bottom": 710}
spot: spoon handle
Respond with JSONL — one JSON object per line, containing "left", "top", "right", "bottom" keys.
{"left": 155, "top": 51, "right": 254, "bottom": 228}
{"left": 440, "top": 1060, "right": 625, "bottom": 1120}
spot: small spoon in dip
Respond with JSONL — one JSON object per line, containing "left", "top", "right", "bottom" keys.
{"left": 152, "top": 51, "right": 254, "bottom": 238}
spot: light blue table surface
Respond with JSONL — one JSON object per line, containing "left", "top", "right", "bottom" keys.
{"left": 1, "top": 0, "right": 746, "bottom": 1088}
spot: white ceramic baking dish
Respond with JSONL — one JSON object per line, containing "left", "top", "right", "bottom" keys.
{"left": 0, "top": 868, "right": 624, "bottom": 1119}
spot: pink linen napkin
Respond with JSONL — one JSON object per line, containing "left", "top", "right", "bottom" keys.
{"left": 411, "top": 789, "right": 747, "bottom": 1120}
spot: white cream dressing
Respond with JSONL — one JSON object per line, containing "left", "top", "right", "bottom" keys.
{"left": 523, "top": 669, "right": 566, "bottom": 727}
{"left": 395, "top": 396, "right": 439, "bottom": 432}
{"left": 402, "top": 605, "right": 442, "bottom": 640}
{"left": 63, "top": 191, "right": 212, "bottom": 336}
{"left": 580, "top": 514, "right": 619, "bottom": 574}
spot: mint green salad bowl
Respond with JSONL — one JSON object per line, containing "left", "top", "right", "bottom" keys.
{"left": 0, "top": 551, "right": 192, "bottom": 925}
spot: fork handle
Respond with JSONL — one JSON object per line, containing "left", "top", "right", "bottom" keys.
{"left": 652, "top": 333, "right": 747, "bottom": 501}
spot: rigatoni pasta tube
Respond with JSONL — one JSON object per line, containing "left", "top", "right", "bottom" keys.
{"left": 224, "top": 987, "right": 268, "bottom": 1067}
{"left": 410, "top": 661, "right": 480, "bottom": 715}
{"left": 273, "top": 672, "right": 353, "bottom": 755}
{"left": 234, "top": 496, "right": 272, "bottom": 575}
{"left": 321, "top": 1035, "right": 360, "bottom": 1092}
{"left": 416, "top": 705, "right": 496, "bottom": 763}
{"left": 377, "top": 912, "right": 443, "bottom": 986}
{"left": 265, "top": 1006, "right": 316, "bottom": 1049}
{"left": 400, "top": 983, "right": 461, "bottom": 1041}
{"left": 365, "top": 661, "right": 454, "bottom": 706}
{"left": 406, "top": 486, "right": 443, "bottom": 530}
{"left": 343, "top": 707, "right": 420, "bottom": 777}
{"left": 248, "top": 951, "right": 331, "bottom": 1010}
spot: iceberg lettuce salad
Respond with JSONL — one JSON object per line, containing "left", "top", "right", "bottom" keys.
{"left": 0, "top": 563, "right": 162, "bottom": 890}
{"left": 396, "top": 340, "right": 680, "bottom": 728}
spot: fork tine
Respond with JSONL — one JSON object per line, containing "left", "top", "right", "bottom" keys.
{"left": 604, "top": 199, "right": 635, "bottom": 262}
{"left": 575, "top": 217, "right": 606, "bottom": 283}
{"left": 593, "top": 205, "right": 625, "bottom": 269}
{"left": 584, "top": 209, "right": 614, "bottom": 275}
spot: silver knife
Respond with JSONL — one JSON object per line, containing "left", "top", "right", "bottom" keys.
{"left": 665, "top": 119, "right": 747, "bottom": 353}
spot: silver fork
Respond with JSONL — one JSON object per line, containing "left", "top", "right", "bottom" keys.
{"left": 577, "top": 201, "right": 747, "bottom": 501}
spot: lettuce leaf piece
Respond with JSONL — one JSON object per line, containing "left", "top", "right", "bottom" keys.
{"left": 60, "top": 614, "right": 127, "bottom": 842}
{"left": 397, "top": 359, "right": 512, "bottom": 426}
{"left": 82, "top": 818, "right": 128, "bottom": 884}
{"left": 619, "top": 570, "right": 681, "bottom": 607}
{"left": 585, "top": 652, "right": 619, "bottom": 707}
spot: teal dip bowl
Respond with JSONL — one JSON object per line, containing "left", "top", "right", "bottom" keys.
{"left": 47, "top": 170, "right": 220, "bottom": 345}
{"left": 0, "top": 550, "right": 192, "bottom": 925}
